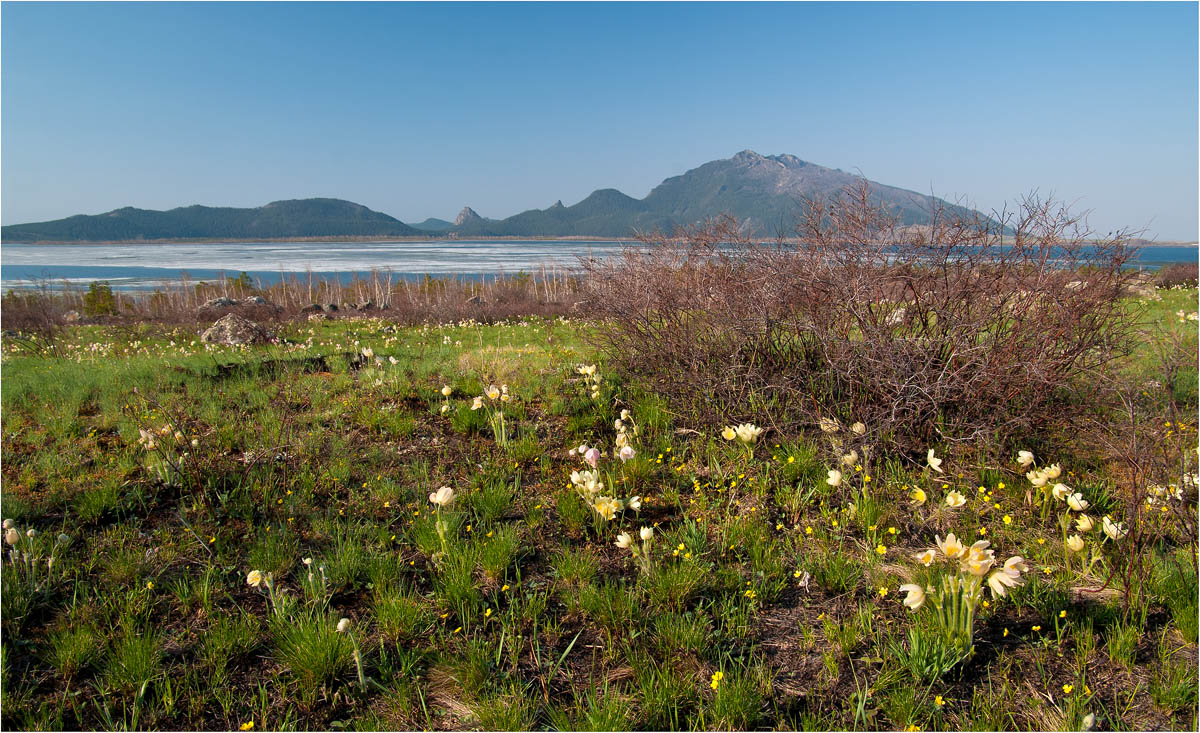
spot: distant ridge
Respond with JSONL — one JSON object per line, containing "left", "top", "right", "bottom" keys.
{"left": 1, "top": 198, "right": 421, "bottom": 242}
{"left": 2, "top": 151, "right": 984, "bottom": 242}
{"left": 409, "top": 217, "right": 454, "bottom": 232}
{"left": 445, "top": 150, "right": 981, "bottom": 237}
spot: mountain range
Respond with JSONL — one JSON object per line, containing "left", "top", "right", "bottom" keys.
{"left": 2, "top": 150, "right": 976, "bottom": 242}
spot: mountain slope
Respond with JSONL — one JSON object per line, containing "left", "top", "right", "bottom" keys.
{"left": 454, "top": 150, "right": 978, "bottom": 237}
{"left": 2, "top": 198, "right": 422, "bottom": 242}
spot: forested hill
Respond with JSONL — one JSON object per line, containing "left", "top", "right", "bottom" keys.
{"left": 2, "top": 198, "right": 421, "bottom": 242}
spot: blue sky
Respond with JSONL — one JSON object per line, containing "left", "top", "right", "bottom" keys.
{"left": 3, "top": 1, "right": 1197, "bottom": 239}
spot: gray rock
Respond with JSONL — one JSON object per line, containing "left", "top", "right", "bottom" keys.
{"left": 242, "top": 295, "right": 270, "bottom": 306}
{"left": 200, "top": 314, "right": 273, "bottom": 345}
{"left": 201, "top": 297, "right": 239, "bottom": 309}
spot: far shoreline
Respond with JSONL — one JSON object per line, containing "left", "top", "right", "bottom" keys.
{"left": 2, "top": 236, "right": 1196, "bottom": 247}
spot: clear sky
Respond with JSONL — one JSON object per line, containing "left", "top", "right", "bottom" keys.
{"left": 2, "top": 1, "right": 1197, "bottom": 240}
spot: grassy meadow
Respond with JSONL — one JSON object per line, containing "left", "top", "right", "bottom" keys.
{"left": 0, "top": 287, "right": 1197, "bottom": 731}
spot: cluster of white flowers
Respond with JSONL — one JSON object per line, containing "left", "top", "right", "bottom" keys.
{"left": 615, "top": 526, "right": 654, "bottom": 574}
{"left": 720, "top": 423, "right": 763, "bottom": 444}
{"left": 470, "top": 383, "right": 511, "bottom": 410}
{"left": 576, "top": 364, "right": 603, "bottom": 400}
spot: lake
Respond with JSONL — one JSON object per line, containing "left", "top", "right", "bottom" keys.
{"left": 1, "top": 239, "right": 1195, "bottom": 291}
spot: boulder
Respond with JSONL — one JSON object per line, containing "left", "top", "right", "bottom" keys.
{"left": 201, "top": 297, "right": 239, "bottom": 309}
{"left": 242, "top": 295, "right": 270, "bottom": 306}
{"left": 201, "top": 314, "right": 273, "bottom": 345}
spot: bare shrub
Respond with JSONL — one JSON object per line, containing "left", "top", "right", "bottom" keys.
{"left": 1155, "top": 262, "right": 1198, "bottom": 289}
{"left": 1, "top": 269, "right": 581, "bottom": 328}
{"left": 582, "top": 182, "right": 1139, "bottom": 454}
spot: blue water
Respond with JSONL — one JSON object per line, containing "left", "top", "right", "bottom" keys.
{"left": 0, "top": 239, "right": 629, "bottom": 290}
{"left": 0, "top": 239, "right": 1194, "bottom": 291}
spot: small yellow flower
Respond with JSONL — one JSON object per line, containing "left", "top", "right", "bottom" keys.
{"left": 1059, "top": 610, "right": 1067, "bottom": 618}
{"left": 1037, "top": 538, "right": 1046, "bottom": 545}
{"left": 875, "top": 544, "right": 887, "bottom": 556}
{"left": 146, "top": 581, "right": 154, "bottom": 590}
{"left": 710, "top": 671, "right": 724, "bottom": 689}
{"left": 501, "top": 584, "right": 510, "bottom": 591}
{"left": 934, "top": 695, "right": 946, "bottom": 706}
{"left": 1003, "top": 515, "right": 1012, "bottom": 525}
{"left": 1032, "top": 625, "right": 1042, "bottom": 632}
{"left": 453, "top": 626, "right": 462, "bottom": 634}
{"left": 1062, "top": 684, "right": 1074, "bottom": 694}
{"left": 1003, "top": 628, "right": 1009, "bottom": 637}
{"left": 240, "top": 722, "right": 255, "bottom": 731}
{"left": 878, "top": 586, "right": 889, "bottom": 597}
{"left": 485, "top": 608, "right": 492, "bottom": 617}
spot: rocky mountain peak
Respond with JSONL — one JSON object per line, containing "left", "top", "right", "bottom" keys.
{"left": 454, "top": 206, "right": 483, "bottom": 226}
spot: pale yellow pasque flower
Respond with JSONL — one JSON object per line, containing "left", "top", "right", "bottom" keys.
{"left": 826, "top": 469, "right": 843, "bottom": 487}
{"left": 627, "top": 496, "right": 641, "bottom": 510}
{"left": 485, "top": 385, "right": 501, "bottom": 400}
{"left": 936, "top": 533, "right": 967, "bottom": 559}
{"left": 734, "top": 423, "right": 763, "bottom": 443}
{"left": 640, "top": 526, "right": 654, "bottom": 541}
{"left": 1102, "top": 515, "right": 1127, "bottom": 540}
{"left": 3, "top": 528, "right": 18, "bottom": 546}
{"left": 570, "top": 470, "right": 604, "bottom": 494}
{"left": 945, "top": 491, "right": 966, "bottom": 508}
{"left": 336, "top": 618, "right": 351, "bottom": 633}
{"left": 914, "top": 549, "right": 936, "bottom": 567}
{"left": 429, "top": 486, "right": 456, "bottom": 506}
{"left": 615, "top": 532, "right": 633, "bottom": 549}
{"left": 1066, "top": 493, "right": 1089, "bottom": 512}
{"left": 471, "top": 396, "right": 484, "bottom": 411}
{"left": 1044, "top": 464, "right": 1062, "bottom": 480}
{"left": 850, "top": 422, "right": 866, "bottom": 435}
{"left": 899, "top": 583, "right": 926, "bottom": 610}
{"left": 721, "top": 426, "right": 736, "bottom": 441}
{"left": 818, "top": 417, "right": 839, "bottom": 434}
{"left": 1066, "top": 534, "right": 1086, "bottom": 553}
{"left": 1002, "top": 556, "right": 1028, "bottom": 577}
{"left": 987, "top": 568, "right": 1021, "bottom": 597}
{"left": 593, "top": 497, "right": 621, "bottom": 520}
{"left": 246, "top": 570, "right": 265, "bottom": 587}
{"left": 1027, "top": 469, "right": 1049, "bottom": 488}
{"left": 440, "top": 404, "right": 450, "bottom": 414}
{"left": 1051, "top": 483, "right": 1071, "bottom": 501}
{"left": 961, "top": 541, "right": 996, "bottom": 576}
{"left": 1016, "top": 450, "right": 1034, "bottom": 469}
{"left": 841, "top": 450, "right": 859, "bottom": 467}
{"left": 927, "top": 448, "right": 943, "bottom": 473}
{"left": 910, "top": 488, "right": 927, "bottom": 505}
{"left": 441, "top": 385, "right": 452, "bottom": 397}
{"left": 1075, "top": 514, "right": 1094, "bottom": 532}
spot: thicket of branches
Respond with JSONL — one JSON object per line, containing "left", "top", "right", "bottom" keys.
{"left": 582, "top": 182, "right": 1140, "bottom": 454}
{"left": 0, "top": 269, "right": 583, "bottom": 333}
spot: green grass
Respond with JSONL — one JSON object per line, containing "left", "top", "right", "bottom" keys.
{"left": 0, "top": 297, "right": 1196, "bottom": 731}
